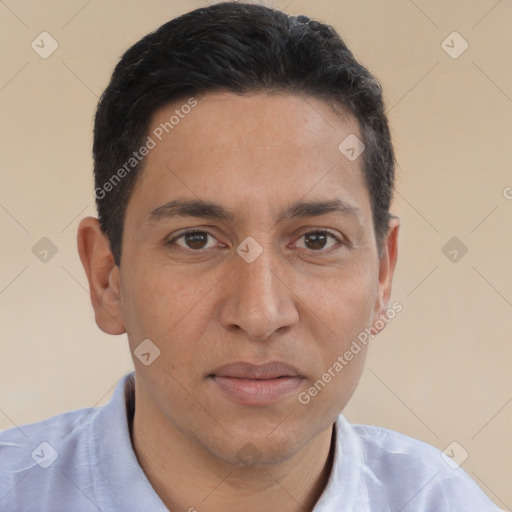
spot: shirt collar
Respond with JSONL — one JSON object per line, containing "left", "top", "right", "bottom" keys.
{"left": 91, "top": 372, "right": 169, "bottom": 511}
{"left": 90, "top": 372, "right": 368, "bottom": 512}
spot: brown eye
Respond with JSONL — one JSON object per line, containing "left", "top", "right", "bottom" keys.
{"left": 304, "top": 232, "right": 328, "bottom": 250}
{"left": 170, "top": 230, "right": 219, "bottom": 251}
{"left": 183, "top": 232, "right": 209, "bottom": 249}
{"left": 295, "top": 230, "right": 341, "bottom": 251}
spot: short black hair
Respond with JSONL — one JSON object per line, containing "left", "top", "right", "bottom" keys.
{"left": 93, "top": 1, "right": 395, "bottom": 266}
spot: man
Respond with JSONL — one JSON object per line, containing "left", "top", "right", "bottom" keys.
{"left": 0, "top": 2, "right": 500, "bottom": 511}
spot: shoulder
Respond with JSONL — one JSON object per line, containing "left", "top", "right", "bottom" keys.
{"left": 0, "top": 404, "right": 98, "bottom": 457}
{"left": 346, "top": 421, "right": 500, "bottom": 511}
{"left": 0, "top": 406, "right": 99, "bottom": 511}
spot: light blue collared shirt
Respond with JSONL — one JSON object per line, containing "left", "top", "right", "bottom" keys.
{"left": 0, "top": 372, "right": 500, "bottom": 511}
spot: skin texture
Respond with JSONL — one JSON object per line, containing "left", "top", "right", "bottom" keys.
{"left": 77, "top": 92, "right": 399, "bottom": 512}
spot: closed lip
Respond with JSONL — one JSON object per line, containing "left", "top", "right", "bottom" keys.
{"left": 208, "top": 361, "right": 305, "bottom": 380}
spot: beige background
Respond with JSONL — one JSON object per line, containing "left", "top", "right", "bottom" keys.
{"left": 1, "top": 0, "right": 511, "bottom": 507}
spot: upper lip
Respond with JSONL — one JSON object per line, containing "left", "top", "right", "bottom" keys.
{"left": 210, "top": 361, "right": 304, "bottom": 380}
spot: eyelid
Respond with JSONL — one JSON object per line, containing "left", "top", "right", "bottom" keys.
{"left": 167, "top": 228, "right": 224, "bottom": 249}
{"left": 301, "top": 227, "right": 343, "bottom": 240}
{"left": 291, "top": 228, "right": 345, "bottom": 249}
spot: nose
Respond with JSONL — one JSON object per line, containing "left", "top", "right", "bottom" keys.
{"left": 219, "top": 248, "right": 299, "bottom": 341}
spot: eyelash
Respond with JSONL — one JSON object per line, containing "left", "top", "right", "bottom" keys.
{"left": 167, "top": 228, "right": 345, "bottom": 253}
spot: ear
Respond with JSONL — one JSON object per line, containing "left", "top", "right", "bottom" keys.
{"left": 77, "top": 217, "right": 126, "bottom": 335}
{"left": 371, "top": 216, "right": 400, "bottom": 334}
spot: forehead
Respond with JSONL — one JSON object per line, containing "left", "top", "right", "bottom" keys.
{"left": 127, "top": 91, "right": 371, "bottom": 225}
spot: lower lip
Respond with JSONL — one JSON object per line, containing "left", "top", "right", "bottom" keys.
{"left": 210, "top": 376, "right": 304, "bottom": 406}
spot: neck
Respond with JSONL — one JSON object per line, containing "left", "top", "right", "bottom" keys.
{"left": 130, "top": 390, "right": 336, "bottom": 512}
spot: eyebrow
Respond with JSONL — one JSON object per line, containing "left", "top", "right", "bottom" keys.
{"left": 147, "top": 198, "right": 361, "bottom": 225}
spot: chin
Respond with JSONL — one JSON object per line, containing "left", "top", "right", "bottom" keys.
{"left": 202, "top": 422, "right": 312, "bottom": 468}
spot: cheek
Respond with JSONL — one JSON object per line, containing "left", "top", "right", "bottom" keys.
{"left": 297, "top": 261, "right": 378, "bottom": 397}
{"left": 120, "top": 262, "right": 217, "bottom": 349}
{"left": 299, "top": 289, "right": 371, "bottom": 421}
{"left": 302, "top": 262, "right": 378, "bottom": 333}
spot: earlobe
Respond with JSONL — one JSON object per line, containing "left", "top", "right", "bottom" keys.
{"left": 77, "top": 217, "right": 126, "bottom": 335}
{"left": 371, "top": 216, "right": 400, "bottom": 334}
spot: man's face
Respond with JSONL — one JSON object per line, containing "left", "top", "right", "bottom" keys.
{"left": 115, "top": 92, "right": 394, "bottom": 465}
